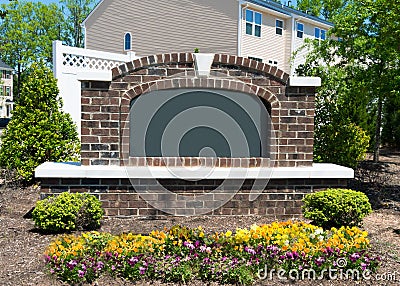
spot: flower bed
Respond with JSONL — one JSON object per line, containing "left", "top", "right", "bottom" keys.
{"left": 44, "top": 221, "right": 381, "bottom": 284}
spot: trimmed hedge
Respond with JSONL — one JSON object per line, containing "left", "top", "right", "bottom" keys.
{"left": 32, "top": 192, "right": 104, "bottom": 233}
{"left": 302, "top": 188, "right": 372, "bottom": 228}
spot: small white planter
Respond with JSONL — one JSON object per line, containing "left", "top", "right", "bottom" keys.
{"left": 193, "top": 53, "right": 215, "bottom": 77}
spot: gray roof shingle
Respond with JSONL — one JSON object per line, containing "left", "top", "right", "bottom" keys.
{"left": 0, "top": 59, "right": 13, "bottom": 71}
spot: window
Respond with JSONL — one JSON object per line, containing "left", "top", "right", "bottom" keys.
{"left": 5, "top": 86, "right": 10, "bottom": 96}
{"left": 315, "top": 27, "right": 326, "bottom": 40}
{"left": 314, "top": 27, "right": 320, "bottom": 39}
{"left": 296, "top": 22, "right": 304, "bottom": 38}
{"left": 248, "top": 56, "right": 263, "bottom": 63}
{"left": 276, "top": 19, "right": 283, "bottom": 35}
{"left": 124, "top": 32, "right": 132, "bottom": 51}
{"left": 268, "top": 60, "right": 278, "bottom": 66}
{"left": 1, "top": 70, "right": 11, "bottom": 79}
{"left": 321, "top": 29, "right": 326, "bottom": 40}
{"left": 246, "top": 9, "right": 262, "bottom": 37}
{"left": 6, "top": 104, "right": 11, "bottom": 117}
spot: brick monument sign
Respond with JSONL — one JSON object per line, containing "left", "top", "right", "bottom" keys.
{"left": 36, "top": 53, "right": 353, "bottom": 218}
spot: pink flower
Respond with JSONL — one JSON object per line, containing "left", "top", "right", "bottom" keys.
{"left": 350, "top": 253, "right": 361, "bottom": 262}
{"left": 66, "top": 260, "right": 77, "bottom": 270}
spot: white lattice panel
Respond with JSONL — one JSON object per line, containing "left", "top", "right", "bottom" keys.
{"left": 62, "top": 53, "right": 125, "bottom": 71}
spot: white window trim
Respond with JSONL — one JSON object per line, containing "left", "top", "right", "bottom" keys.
{"left": 124, "top": 32, "right": 132, "bottom": 51}
{"left": 245, "top": 9, "right": 262, "bottom": 38}
{"left": 296, "top": 21, "right": 304, "bottom": 38}
{"left": 276, "top": 19, "right": 284, "bottom": 36}
{"left": 314, "top": 27, "right": 327, "bottom": 41}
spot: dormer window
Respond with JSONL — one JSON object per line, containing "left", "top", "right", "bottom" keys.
{"left": 296, "top": 22, "right": 304, "bottom": 38}
{"left": 245, "top": 9, "right": 262, "bottom": 37}
{"left": 124, "top": 32, "right": 132, "bottom": 51}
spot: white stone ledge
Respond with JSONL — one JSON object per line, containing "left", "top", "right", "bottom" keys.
{"left": 289, "top": 77, "right": 321, "bottom": 87}
{"left": 35, "top": 162, "right": 354, "bottom": 180}
{"left": 77, "top": 71, "right": 112, "bottom": 81}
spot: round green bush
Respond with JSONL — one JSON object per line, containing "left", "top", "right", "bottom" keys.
{"left": 32, "top": 192, "right": 104, "bottom": 233}
{"left": 302, "top": 188, "right": 372, "bottom": 228}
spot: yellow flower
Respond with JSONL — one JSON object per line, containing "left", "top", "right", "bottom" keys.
{"left": 225, "top": 231, "right": 232, "bottom": 238}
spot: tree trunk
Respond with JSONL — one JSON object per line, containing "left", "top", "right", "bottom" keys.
{"left": 373, "top": 95, "right": 383, "bottom": 162}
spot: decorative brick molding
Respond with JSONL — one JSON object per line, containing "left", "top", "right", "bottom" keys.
{"left": 127, "top": 157, "right": 271, "bottom": 168}
{"left": 81, "top": 53, "right": 315, "bottom": 168}
{"left": 111, "top": 53, "right": 289, "bottom": 84}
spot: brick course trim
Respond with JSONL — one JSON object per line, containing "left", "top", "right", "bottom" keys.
{"left": 122, "top": 78, "right": 281, "bottom": 109}
{"left": 111, "top": 53, "right": 290, "bottom": 85}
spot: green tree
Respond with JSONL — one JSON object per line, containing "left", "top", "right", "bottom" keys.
{"left": 0, "top": 63, "right": 80, "bottom": 182}
{"left": 382, "top": 92, "right": 400, "bottom": 148}
{"left": 296, "top": 62, "right": 371, "bottom": 167}
{"left": 60, "top": 0, "right": 97, "bottom": 48}
{"left": 297, "top": 0, "right": 400, "bottom": 163}
{"left": 0, "top": 1, "right": 63, "bottom": 99}
{"left": 296, "top": 0, "right": 347, "bottom": 20}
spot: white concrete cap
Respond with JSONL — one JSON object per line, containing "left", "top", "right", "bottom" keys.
{"left": 77, "top": 71, "right": 112, "bottom": 81}
{"left": 289, "top": 77, "right": 321, "bottom": 87}
{"left": 35, "top": 162, "right": 354, "bottom": 180}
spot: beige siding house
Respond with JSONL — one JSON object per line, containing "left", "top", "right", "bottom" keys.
{"left": 84, "top": 0, "right": 238, "bottom": 56}
{"left": 83, "top": 0, "right": 332, "bottom": 75}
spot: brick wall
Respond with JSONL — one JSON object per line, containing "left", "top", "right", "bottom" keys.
{"left": 80, "top": 53, "right": 315, "bottom": 168}
{"left": 40, "top": 178, "right": 347, "bottom": 218}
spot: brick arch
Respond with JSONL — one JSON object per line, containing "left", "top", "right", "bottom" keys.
{"left": 111, "top": 53, "right": 289, "bottom": 86}
{"left": 121, "top": 78, "right": 281, "bottom": 110}
{"left": 80, "top": 52, "right": 316, "bottom": 168}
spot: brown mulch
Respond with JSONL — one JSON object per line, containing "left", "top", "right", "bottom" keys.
{"left": 0, "top": 153, "right": 400, "bottom": 285}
